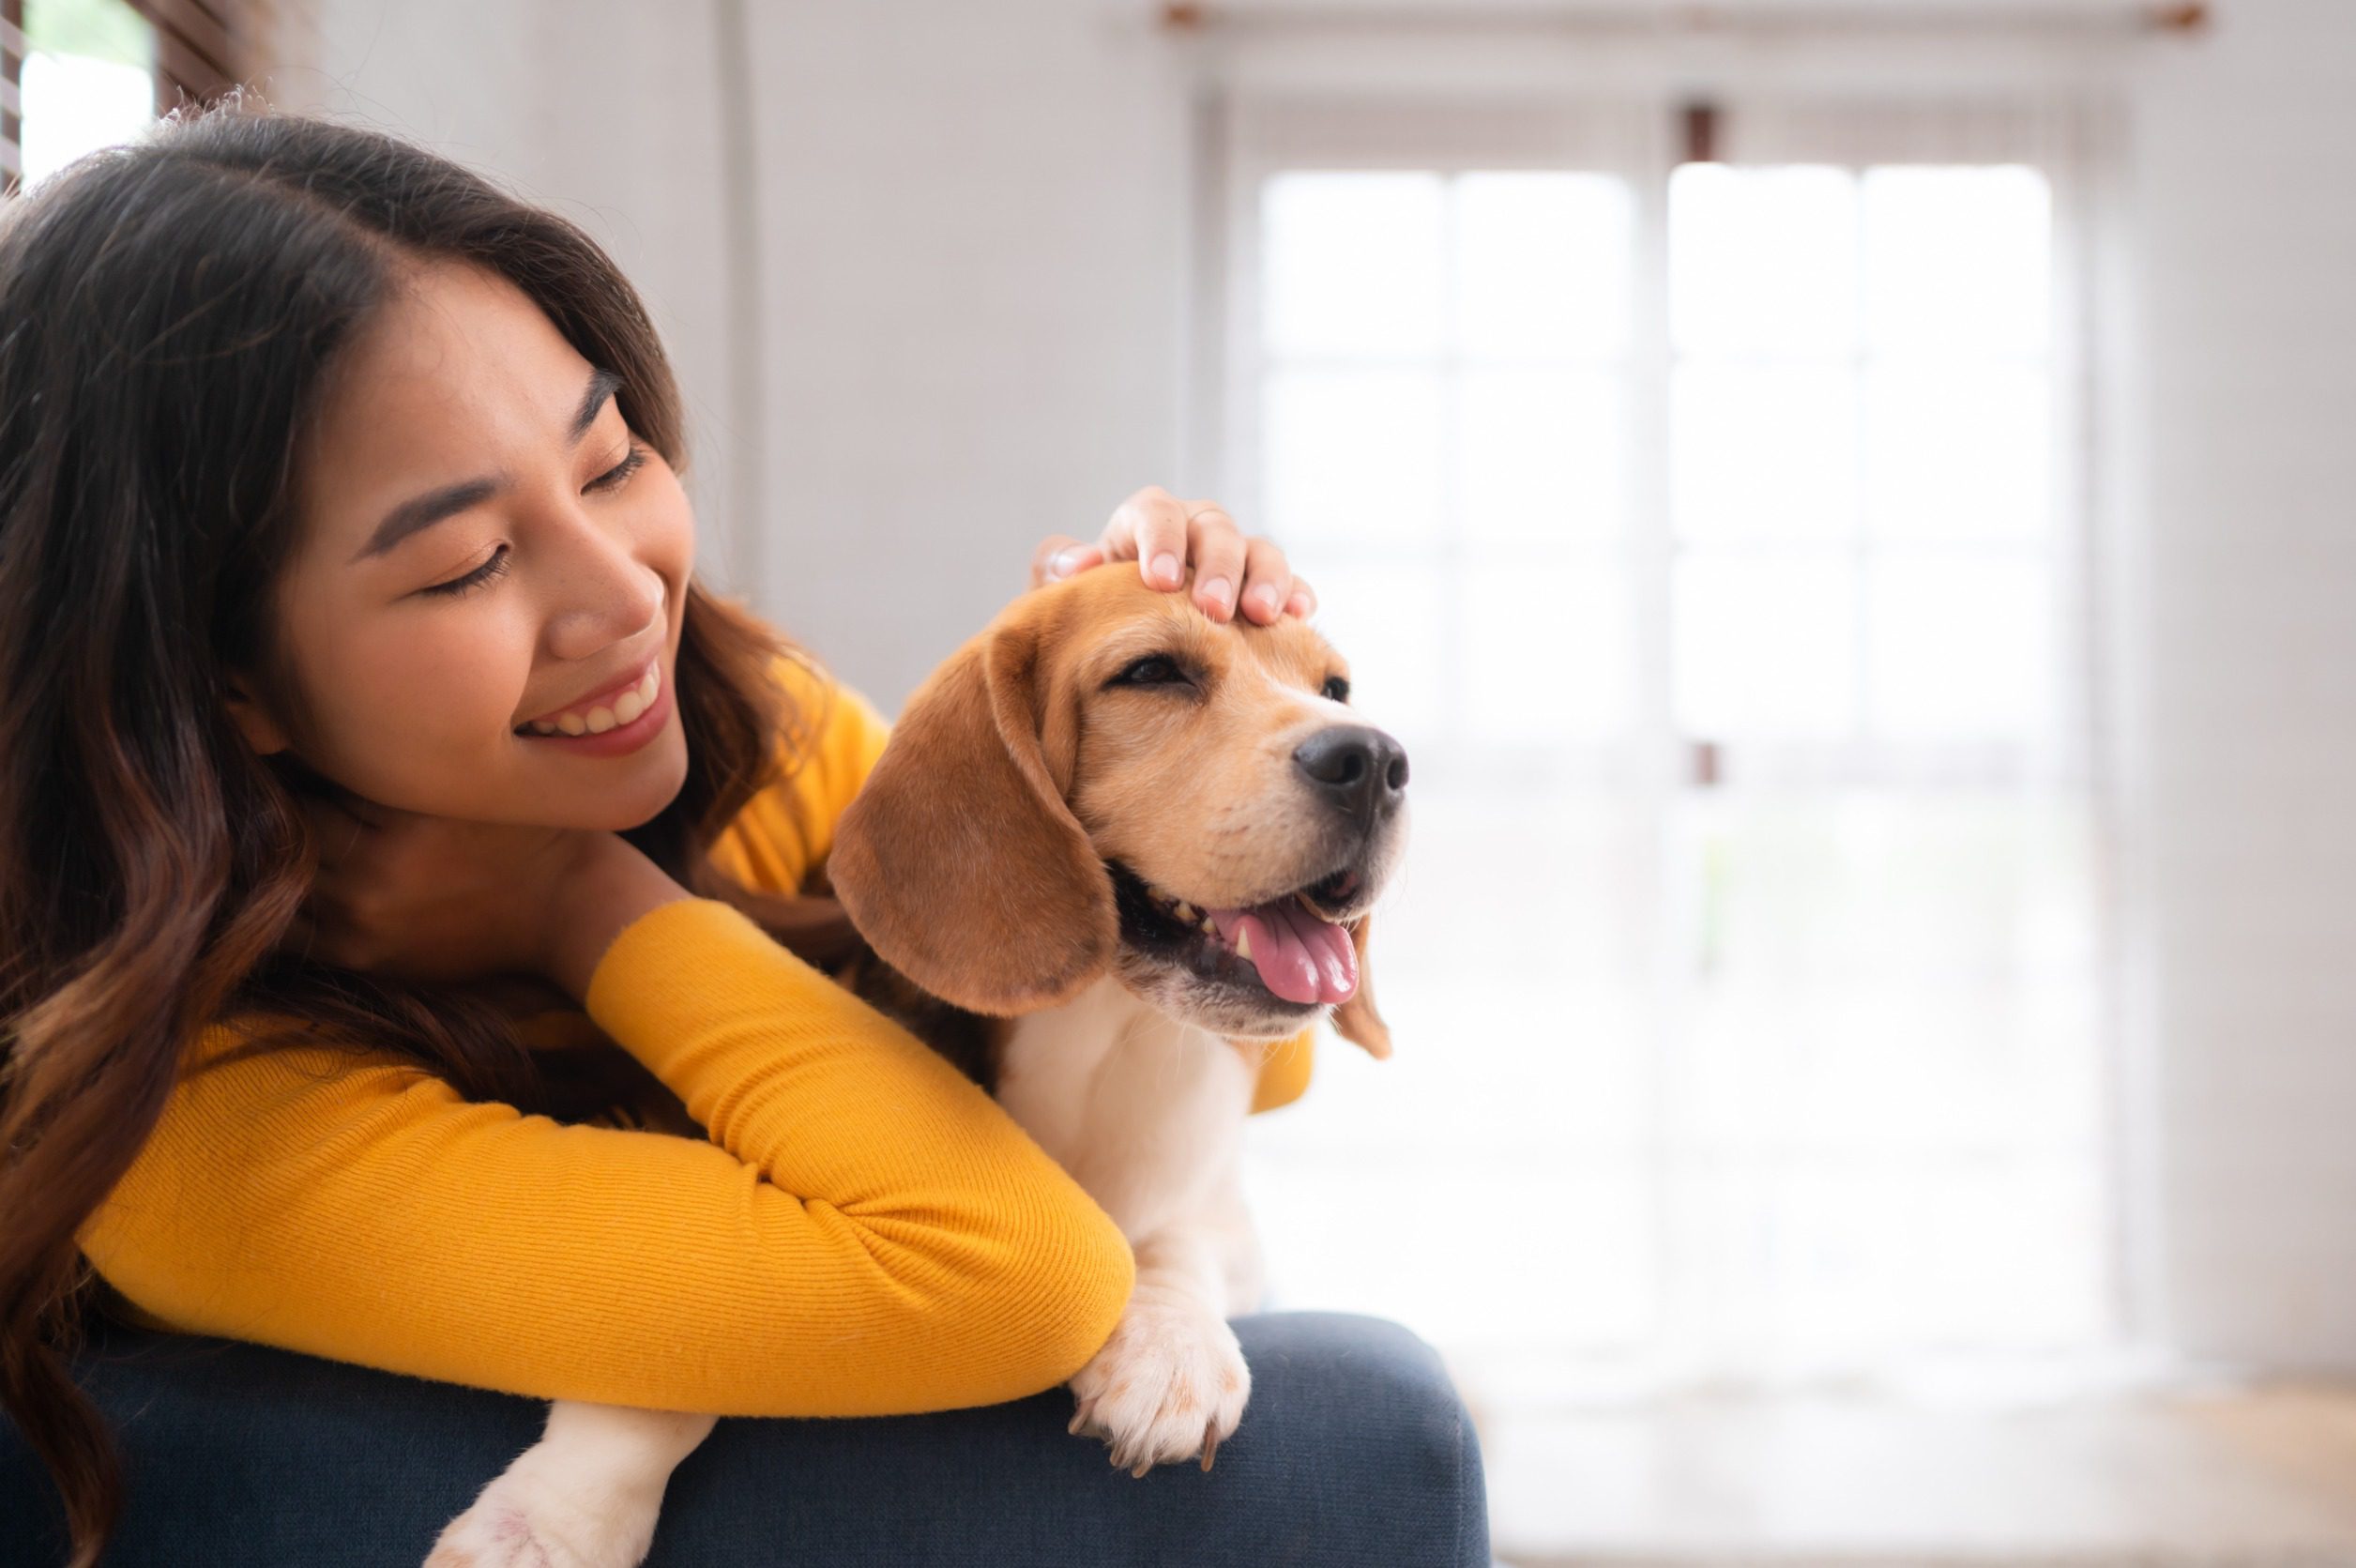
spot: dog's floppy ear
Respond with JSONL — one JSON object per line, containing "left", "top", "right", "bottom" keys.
{"left": 1330, "top": 913, "right": 1391, "bottom": 1059}
{"left": 829, "top": 617, "right": 1117, "bottom": 1016}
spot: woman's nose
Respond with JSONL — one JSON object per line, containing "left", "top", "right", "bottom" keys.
{"left": 539, "top": 497, "right": 666, "bottom": 661}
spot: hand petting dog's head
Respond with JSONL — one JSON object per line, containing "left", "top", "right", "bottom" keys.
{"left": 830, "top": 566, "right": 1405, "bottom": 1054}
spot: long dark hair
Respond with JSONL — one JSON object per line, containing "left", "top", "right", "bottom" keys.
{"left": 0, "top": 103, "right": 859, "bottom": 1566}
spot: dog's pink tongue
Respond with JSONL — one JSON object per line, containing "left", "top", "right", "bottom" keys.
{"left": 1210, "top": 899, "right": 1359, "bottom": 1006}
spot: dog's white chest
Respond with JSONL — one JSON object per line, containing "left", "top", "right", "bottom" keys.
{"left": 995, "top": 976, "right": 1255, "bottom": 1242}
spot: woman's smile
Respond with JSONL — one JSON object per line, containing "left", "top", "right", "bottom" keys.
{"left": 516, "top": 651, "right": 661, "bottom": 734}
{"left": 514, "top": 657, "right": 675, "bottom": 757}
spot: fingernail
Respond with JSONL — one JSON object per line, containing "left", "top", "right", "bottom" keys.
{"left": 1286, "top": 590, "right": 1312, "bottom": 616}
{"left": 1150, "top": 551, "right": 1181, "bottom": 587}
{"left": 1250, "top": 584, "right": 1282, "bottom": 616}
{"left": 1051, "top": 548, "right": 1083, "bottom": 578}
{"left": 1202, "top": 575, "right": 1233, "bottom": 613}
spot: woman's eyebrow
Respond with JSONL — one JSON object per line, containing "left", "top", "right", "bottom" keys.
{"left": 349, "top": 368, "right": 624, "bottom": 564}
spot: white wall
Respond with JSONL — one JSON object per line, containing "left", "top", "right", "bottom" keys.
{"left": 270, "top": 0, "right": 2356, "bottom": 1372}
{"left": 273, "top": 0, "right": 1196, "bottom": 709}
{"left": 2124, "top": 0, "right": 2356, "bottom": 1370}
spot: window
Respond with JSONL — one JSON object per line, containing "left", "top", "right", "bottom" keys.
{"left": 7, "top": 0, "right": 240, "bottom": 193}
{"left": 1224, "top": 99, "right": 2110, "bottom": 1393}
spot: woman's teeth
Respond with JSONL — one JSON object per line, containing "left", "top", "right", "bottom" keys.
{"left": 522, "top": 662, "right": 660, "bottom": 737}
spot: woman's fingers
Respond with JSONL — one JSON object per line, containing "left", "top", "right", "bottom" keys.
{"left": 1099, "top": 486, "right": 1191, "bottom": 590}
{"left": 1079, "top": 487, "right": 1312, "bottom": 621}
{"left": 1185, "top": 504, "right": 1251, "bottom": 621}
{"left": 1031, "top": 532, "right": 1104, "bottom": 588}
{"left": 1235, "top": 535, "right": 1297, "bottom": 625}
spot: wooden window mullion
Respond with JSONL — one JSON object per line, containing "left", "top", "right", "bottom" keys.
{"left": 1, "top": 0, "right": 23, "bottom": 191}
{"left": 129, "top": 0, "right": 238, "bottom": 113}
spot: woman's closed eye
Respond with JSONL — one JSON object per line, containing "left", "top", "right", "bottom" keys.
{"left": 586, "top": 441, "right": 647, "bottom": 495}
{"left": 422, "top": 545, "right": 509, "bottom": 599}
{"left": 419, "top": 443, "right": 649, "bottom": 599}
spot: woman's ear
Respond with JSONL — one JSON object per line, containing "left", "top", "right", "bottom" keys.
{"left": 221, "top": 673, "right": 293, "bottom": 756}
{"left": 1330, "top": 913, "right": 1391, "bottom": 1059}
{"left": 829, "top": 615, "right": 1117, "bottom": 1016}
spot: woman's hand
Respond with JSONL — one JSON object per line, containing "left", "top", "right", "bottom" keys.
{"left": 281, "top": 791, "right": 681, "bottom": 998}
{"left": 1029, "top": 485, "right": 1316, "bottom": 626}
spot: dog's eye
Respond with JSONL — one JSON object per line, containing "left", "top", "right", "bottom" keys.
{"left": 1110, "top": 654, "right": 1190, "bottom": 689}
{"left": 1322, "top": 675, "right": 1351, "bottom": 704}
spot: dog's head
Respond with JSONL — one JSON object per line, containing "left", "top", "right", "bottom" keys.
{"left": 829, "top": 566, "right": 1404, "bottom": 1055}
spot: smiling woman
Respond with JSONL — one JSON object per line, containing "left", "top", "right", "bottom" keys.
{"left": 221, "top": 259, "right": 697, "bottom": 834}
{"left": 0, "top": 104, "right": 1480, "bottom": 1568}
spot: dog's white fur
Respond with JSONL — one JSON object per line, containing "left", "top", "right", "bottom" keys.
{"left": 1003, "top": 975, "right": 1265, "bottom": 1472}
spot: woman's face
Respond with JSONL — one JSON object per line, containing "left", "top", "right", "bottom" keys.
{"left": 228, "top": 258, "right": 693, "bottom": 830}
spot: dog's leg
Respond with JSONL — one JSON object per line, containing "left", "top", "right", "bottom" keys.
{"left": 423, "top": 1399, "right": 718, "bottom": 1568}
{"left": 1069, "top": 1216, "right": 1253, "bottom": 1475}
{"left": 1200, "top": 1165, "right": 1267, "bottom": 1317}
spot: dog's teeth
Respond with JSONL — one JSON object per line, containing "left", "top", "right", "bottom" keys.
{"left": 1294, "top": 891, "right": 1339, "bottom": 924}
{"left": 1236, "top": 928, "right": 1253, "bottom": 961}
{"left": 1200, "top": 915, "right": 1218, "bottom": 936}
{"left": 1173, "top": 901, "right": 1197, "bottom": 922}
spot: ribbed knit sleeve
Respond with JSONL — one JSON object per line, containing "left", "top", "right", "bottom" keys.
{"left": 77, "top": 895, "right": 1135, "bottom": 1416}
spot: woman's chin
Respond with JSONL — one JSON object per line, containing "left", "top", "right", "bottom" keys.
{"left": 520, "top": 735, "right": 691, "bottom": 831}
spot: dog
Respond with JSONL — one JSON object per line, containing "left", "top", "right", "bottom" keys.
{"left": 424, "top": 562, "right": 1406, "bottom": 1566}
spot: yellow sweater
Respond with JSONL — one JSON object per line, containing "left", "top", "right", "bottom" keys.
{"left": 75, "top": 657, "right": 1315, "bottom": 1417}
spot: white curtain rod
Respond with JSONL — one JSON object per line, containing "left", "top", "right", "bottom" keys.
{"left": 1156, "top": 2, "right": 2210, "bottom": 41}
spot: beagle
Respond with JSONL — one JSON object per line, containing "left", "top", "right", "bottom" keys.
{"left": 424, "top": 564, "right": 1406, "bottom": 1566}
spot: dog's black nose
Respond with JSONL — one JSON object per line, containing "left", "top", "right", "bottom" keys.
{"left": 1293, "top": 725, "right": 1409, "bottom": 820}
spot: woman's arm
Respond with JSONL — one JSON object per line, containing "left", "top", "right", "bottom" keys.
{"left": 77, "top": 891, "right": 1135, "bottom": 1418}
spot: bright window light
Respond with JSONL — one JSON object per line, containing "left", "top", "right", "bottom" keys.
{"left": 1241, "top": 151, "right": 2103, "bottom": 1393}
{"left": 21, "top": 0, "right": 157, "bottom": 190}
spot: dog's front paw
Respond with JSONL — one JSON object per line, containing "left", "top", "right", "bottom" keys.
{"left": 1069, "top": 1298, "right": 1251, "bottom": 1476}
{"left": 423, "top": 1465, "right": 660, "bottom": 1568}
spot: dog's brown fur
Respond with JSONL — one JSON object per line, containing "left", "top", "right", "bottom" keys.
{"left": 829, "top": 563, "right": 1390, "bottom": 1060}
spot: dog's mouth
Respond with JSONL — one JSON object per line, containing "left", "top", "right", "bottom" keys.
{"left": 1106, "top": 860, "right": 1364, "bottom": 1010}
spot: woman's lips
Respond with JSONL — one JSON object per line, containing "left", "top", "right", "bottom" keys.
{"left": 515, "top": 665, "right": 673, "bottom": 757}
{"left": 517, "top": 656, "right": 659, "bottom": 730}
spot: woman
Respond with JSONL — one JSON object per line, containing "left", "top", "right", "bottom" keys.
{"left": 0, "top": 107, "right": 1485, "bottom": 1567}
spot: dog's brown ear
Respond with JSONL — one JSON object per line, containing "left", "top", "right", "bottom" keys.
{"left": 1330, "top": 912, "right": 1391, "bottom": 1059}
{"left": 829, "top": 618, "right": 1117, "bottom": 1016}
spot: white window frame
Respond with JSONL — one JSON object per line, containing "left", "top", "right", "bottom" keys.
{"left": 1204, "top": 89, "right": 2134, "bottom": 1374}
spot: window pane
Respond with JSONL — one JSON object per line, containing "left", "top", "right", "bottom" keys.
{"left": 1864, "top": 165, "right": 2051, "bottom": 357}
{"left": 1455, "top": 172, "right": 1634, "bottom": 360}
{"left": 1247, "top": 784, "right": 1666, "bottom": 1353}
{"left": 1865, "top": 360, "right": 2052, "bottom": 542}
{"left": 1261, "top": 367, "right": 1445, "bottom": 548}
{"left": 1669, "top": 164, "right": 1860, "bottom": 358}
{"left": 1462, "top": 555, "right": 1635, "bottom": 744}
{"left": 1294, "top": 559, "right": 1448, "bottom": 743}
{"left": 23, "top": 0, "right": 158, "bottom": 189}
{"left": 1673, "top": 553, "right": 1858, "bottom": 738}
{"left": 1460, "top": 366, "right": 1628, "bottom": 543}
{"left": 1255, "top": 1157, "right": 1658, "bottom": 1347}
{"left": 1673, "top": 792, "right": 2105, "bottom": 1351}
{"left": 1262, "top": 172, "right": 1447, "bottom": 359}
{"left": 1672, "top": 363, "right": 1858, "bottom": 541}
{"left": 1525, "top": 783, "right": 2108, "bottom": 1368}
{"left": 1865, "top": 553, "right": 2054, "bottom": 741}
